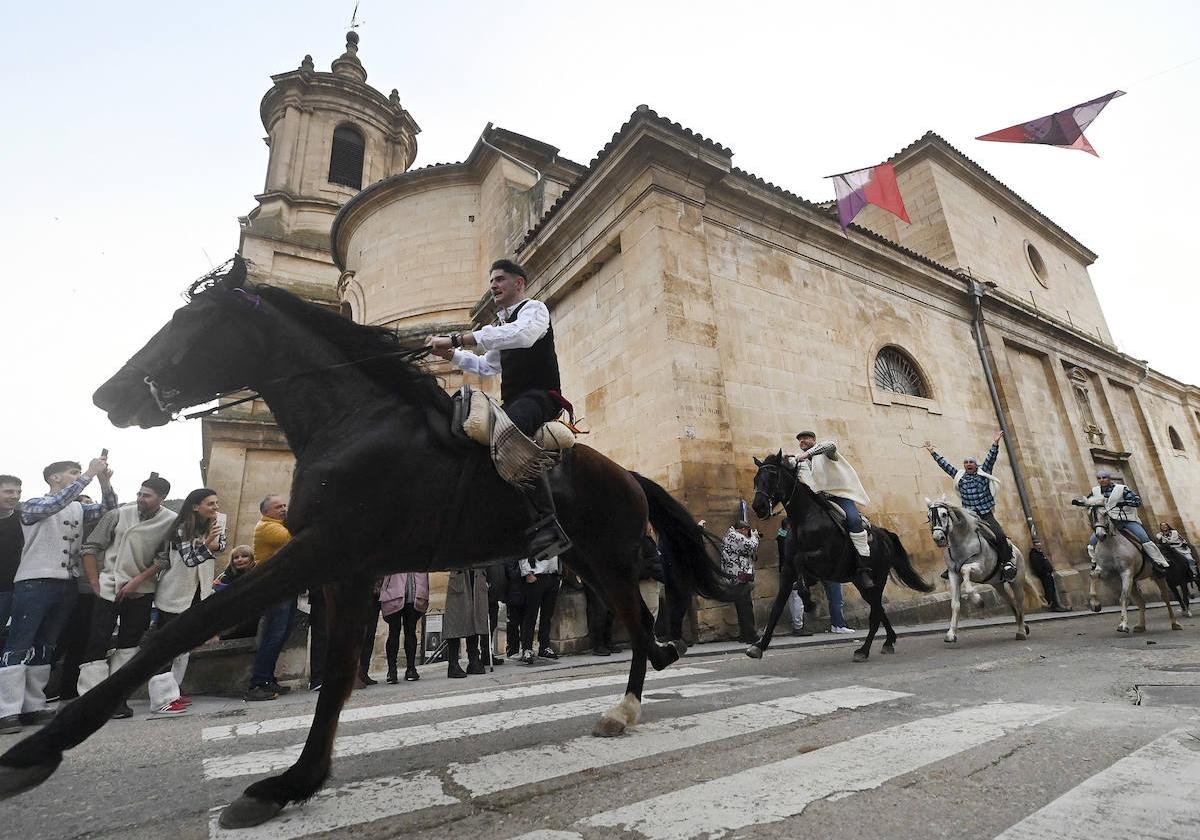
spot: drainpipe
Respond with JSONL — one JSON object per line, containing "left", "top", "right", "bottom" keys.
{"left": 967, "top": 277, "right": 1039, "bottom": 542}
{"left": 479, "top": 122, "right": 542, "bottom": 183}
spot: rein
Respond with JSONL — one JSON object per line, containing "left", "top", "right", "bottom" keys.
{"left": 155, "top": 346, "right": 434, "bottom": 420}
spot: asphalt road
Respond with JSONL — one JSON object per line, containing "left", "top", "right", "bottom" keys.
{"left": 3, "top": 608, "right": 1199, "bottom": 839}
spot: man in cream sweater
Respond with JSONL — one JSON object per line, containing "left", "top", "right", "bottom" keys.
{"left": 793, "top": 431, "right": 875, "bottom": 590}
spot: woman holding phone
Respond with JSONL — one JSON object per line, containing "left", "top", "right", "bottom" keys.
{"left": 147, "top": 488, "right": 225, "bottom": 715}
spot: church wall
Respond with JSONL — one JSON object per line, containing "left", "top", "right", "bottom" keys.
{"left": 927, "top": 160, "right": 1112, "bottom": 345}
{"left": 342, "top": 182, "right": 482, "bottom": 329}
{"left": 1133, "top": 384, "right": 1200, "bottom": 539}
{"left": 854, "top": 159, "right": 958, "bottom": 267}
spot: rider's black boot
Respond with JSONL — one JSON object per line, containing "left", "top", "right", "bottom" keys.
{"left": 855, "top": 559, "right": 875, "bottom": 591}
{"left": 521, "top": 472, "right": 572, "bottom": 564}
{"left": 999, "top": 544, "right": 1017, "bottom": 583}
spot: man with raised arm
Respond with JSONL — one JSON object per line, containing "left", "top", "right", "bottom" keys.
{"left": 0, "top": 454, "right": 116, "bottom": 734}
{"left": 923, "top": 432, "right": 1016, "bottom": 581}
{"left": 425, "top": 258, "right": 572, "bottom": 565}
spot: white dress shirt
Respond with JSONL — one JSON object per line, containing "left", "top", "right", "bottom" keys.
{"left": 450, "top": 298, "right": 551, "bottom": 377}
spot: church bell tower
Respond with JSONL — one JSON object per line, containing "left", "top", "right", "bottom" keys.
{"left": 201, "top": 32, "right": 420, "bottom": 550}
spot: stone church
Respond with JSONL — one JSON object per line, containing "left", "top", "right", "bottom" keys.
{"left": 202, "top": 32, "right": 1200, "bottom": 642}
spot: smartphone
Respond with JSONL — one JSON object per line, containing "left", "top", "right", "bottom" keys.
{"left": 100, "top": 448, "right": 108, "bottom": 458}
{"left": 215, "top": 512, "right": 228, "bottom": 535}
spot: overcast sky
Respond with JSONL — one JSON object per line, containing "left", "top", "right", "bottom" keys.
{"left": 1, "top": 1, "right": 1196, "bottom": 502}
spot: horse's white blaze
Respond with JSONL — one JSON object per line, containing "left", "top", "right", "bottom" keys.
{"left": 203, "top": 676, "right": 783, "bottom": 779}
{"left": 992, "top": 728, "right": 1200, "bottom": 840}
{"left": 202, "top": 667, "right": 713, "bottom": 741}
{"left": 580, "top": 702, "right": 1066, "bottom": 839}
{"left": 207, "top": 685, "right": 908, "bottom": 839}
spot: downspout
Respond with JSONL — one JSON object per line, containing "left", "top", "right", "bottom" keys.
{"left": 479, "top": 122, "right": 542, "bottom": 183}
{"left": 967, "top": 277, "right": 1039, "bottom": 542}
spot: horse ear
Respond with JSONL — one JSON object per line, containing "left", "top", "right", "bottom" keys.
{"left": 753, "top": 457, "right": 763, "bottom": 467}
{"left": 924, "top": 497, "right": 932, "bottom": 507}
{"left": 223, "top": 254, "right": 247, "bottom": 290}
{"left": 775, "top": 448, "right": 783, "bottom": 459}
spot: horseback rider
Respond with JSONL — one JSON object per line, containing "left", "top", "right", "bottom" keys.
{"left": 923, "top": 432, "right": 1016, "bottom": 582}
{"left": 1082, "top": 471, "right": 1169, "bottom": 571}
{"left": 791, "top": 432, "right": 874, "bottom": 590}
{"left": 425, "top": 259, "right": 572, "bottom": 564}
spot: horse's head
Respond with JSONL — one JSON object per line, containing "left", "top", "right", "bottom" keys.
{"left": 1075, "top": 496, "right": 1110, "bottom": 542}
{"left": 751, "top": 450, "right": 794, "bottom": 520}
{"left": 925, "top": 496, "right": 953, "bottom": 548}
{"left": 94, "top": 256, "right": 264, "bottom": 428}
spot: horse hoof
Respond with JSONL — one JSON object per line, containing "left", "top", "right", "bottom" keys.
{"left": 1117, "top": 626, "right": 1129, "bottom": 634}
{"left": 219, "top": 795, "right": 285, "bottom": 829}
{"left": 1133, "top": 626, "right": 1146, "bottom": 634}
{"left": 881, "top": 643, "right": 895, "bottom": 655}
{"left": 745, "top": 645, "right": 763, "bottom": 659}
{"left": 591, "top": 713, "right": 627, "bottom": 738}
{"left": 670, "top": 638, "right": 688, "bottom": 656}
{"left": 1090, "top": 603, "right": 1102, "bottom": 613}
{"left": 0, "top": 759, "right": 60, "bottom": 799}
{"left": 1015, "top": 632, "right": 1027, "bottom": 640}
{"left": 944, "top": 637, "right": 957, "bottom": 645}
{"left": 1172, "top": 623, "right": 1183, "bottom": 631}
{"left": 852, "top": 650, "right": 869, "bottom": 663}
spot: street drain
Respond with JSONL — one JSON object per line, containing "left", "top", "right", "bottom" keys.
{"left": 1134, "top": 684, "right": 1200, "bottom": 706}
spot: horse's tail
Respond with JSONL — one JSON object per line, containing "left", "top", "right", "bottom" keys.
{"left": 631, "top": 472, "right": 739, "bottom": 602}
{"left": 883, "top": 530, "right": 935, "bottom": 593}
{"left": 1013, "top": 546, "right": 1045, "bottom": 611}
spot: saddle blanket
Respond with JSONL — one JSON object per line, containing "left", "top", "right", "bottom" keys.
{"left": 457, "top": 386, "right": 573, "bottom": 487}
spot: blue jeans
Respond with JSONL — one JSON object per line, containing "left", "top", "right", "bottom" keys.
{"left": 829, "top": 496, "right": 864, "bottom": 533}
{"left": 823, "top": 581, "right": 845, "bottom": 628}
{"left": 1089, "top": 521, "right": 1150, "bottom": 546}
{"left": 250, "top": 598, "right": 296, "bottom": 687}
{"left": 0, "top": 579, "right": 75, "bottom": 667}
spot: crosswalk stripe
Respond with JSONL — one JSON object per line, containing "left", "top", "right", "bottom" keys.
{"left": 505, "top": 833, "right": 585, "bottom": 840}
{"left": 579, "top": 701, "right": 1068, "bottom": 838}
{"left": 992, "top": 727, "right": 1200, "bottom": 840}
{"left": 203, "top": 675, "right": 786, "bottom": 780}
{"left": 209, "top": 685, "right": 906, "bottom": 840}
{"left": 449, "top": 685, "right": 909, "bottom": 797}
{"left": 202, "top": 666, "right": 713, "bottom": 741}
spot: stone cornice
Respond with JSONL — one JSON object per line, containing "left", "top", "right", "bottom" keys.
{"left": 261, "top": 70, "right": 421, "bottom": 141}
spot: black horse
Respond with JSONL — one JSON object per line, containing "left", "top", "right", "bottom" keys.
{"left": 748, "top": 451, "right": 933, "bottom": 662}
{"left": 0, "top": 258, "right": 734, "bottom": 828}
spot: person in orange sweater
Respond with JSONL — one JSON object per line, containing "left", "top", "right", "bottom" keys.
{"left": 245, "top": 495, "right": 293, "bottom": 702}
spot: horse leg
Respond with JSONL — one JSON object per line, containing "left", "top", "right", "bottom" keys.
{"left": 1088, "top": 566, "right": 1102, "bottom": 613}
{"left": 1117, "top": 570, "right": 1133, "bottom": 633}
{"left": 945, "top": 570, "right": 962, "bottom": 644}
{"left": 747, "top": 564, "right": 795, "bottom": 660}
{"left": 879, "top": 606, "right": 897, "bottom": 654}
{"left": 1131, "top": 576, "right": 1148, "bottom": 633}
{"left": 853, "top": 588, "right": 883, "bottom": 663}
{"left": 220, "top": 576, "right": 373, "bottom": 828}
{"left": 996, "top": 581, "right": 1026, "bottom": 640}
{"left": 0, "top": 535, "right": 322, "bottom": 798}
{"left": 1154, "top": 578, "right": 1184, "bottom": 630}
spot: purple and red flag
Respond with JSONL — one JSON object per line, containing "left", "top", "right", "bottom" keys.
{"left": 829, "top": 163, "right": 911, "bottom": 231}
{"left": 976, "top": 91, "right": 1125, "bottom": 156}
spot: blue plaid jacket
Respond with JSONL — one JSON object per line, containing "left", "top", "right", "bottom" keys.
{"left": 932, "top": 442, "right": 1000, "bottom": 516}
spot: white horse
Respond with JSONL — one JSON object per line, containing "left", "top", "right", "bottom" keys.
{"left": 926, "top": 497, "right": 1043, "bottom": 644}
{"left": 1075, "top": 497, "right": 1182, "bottom": 634}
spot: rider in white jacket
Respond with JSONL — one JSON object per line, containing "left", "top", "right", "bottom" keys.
{"left": 792, "top": 432, "right": 874, "bottom": 590}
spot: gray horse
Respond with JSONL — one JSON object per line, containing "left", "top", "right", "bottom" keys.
{"left": 926, "top": 497, "right": 1043, "bottom": 644}
{"left": 1076, "top": 497, "right": 1182, "bottom": 634}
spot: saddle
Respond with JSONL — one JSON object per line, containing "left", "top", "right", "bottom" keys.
{"left": 816, "top": 492, "right": 873, "bottom": 539}
{"left": 451, "top": 385, "right": 573, "bottom": 488}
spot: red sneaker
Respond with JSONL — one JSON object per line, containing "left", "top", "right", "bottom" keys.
{"left": 178, "top": 695, "right": 193, "bottom": 706}
{"left": 153, "top": 697, "right": 190, "bottom": 716}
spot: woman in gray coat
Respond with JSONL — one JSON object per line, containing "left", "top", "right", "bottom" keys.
{"left": 442, "top": 568, "right": 490, "bottom": 678}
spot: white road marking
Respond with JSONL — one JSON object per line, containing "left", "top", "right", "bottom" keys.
{"left": 202, "top": 666, "right": 713, "bottom": 741}
{"left": 450, "top": 685, "right": 910, "bottom": 796}
{"left": 204, "top": 675, "right": 785, "bottom": 780}
{"left": 580, "top": 701, "right": 1066, "bottom": 839}
{"left": 208, "top": 685, "right": 905, "bottom": 840}
{"left": 504, "top": 833, "right": 584, "bottom": 840}
{"left": 208, "top": 772, "right": 455, "bottom": 840}
{"left": 992, "top": 727, "right": 1200, "bottom": 840}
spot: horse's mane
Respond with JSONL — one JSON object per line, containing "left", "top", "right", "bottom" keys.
{"left": 933, "top": 497, "right": 979, "bottom": 530}
{"left": 252, "top": 284, "right": 453, "bottom": 413}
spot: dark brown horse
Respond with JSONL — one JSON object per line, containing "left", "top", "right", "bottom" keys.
{"left": 0, "top": 258, "right": 734, "bottom": 828}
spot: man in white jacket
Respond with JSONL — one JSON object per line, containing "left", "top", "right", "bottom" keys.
{"left": 793, "top": 432, "right": 874, "bottom": 590}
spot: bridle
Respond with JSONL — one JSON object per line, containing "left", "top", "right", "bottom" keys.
{"left": 927, "top": 503, "right": 951, "bottom": 547}
{"left": 128, "top": 290, "right": 432, "bottom": 421}
{"left": 753, "top": 460, "right": 799, "bottom": 519}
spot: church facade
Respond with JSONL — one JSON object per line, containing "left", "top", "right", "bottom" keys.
{"left": 206, "top": 33, "right": 1200, "bottom": 639}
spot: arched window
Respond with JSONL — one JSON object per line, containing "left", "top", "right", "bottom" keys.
{"left": 873, "top": 346, "right": 930, "bottom": 398}
{"left": 328, "top": 125, "right": 365, "bottom": 189}
{"left": 1025, "top": 240, "right": 1048, "bottom": 287}
{"left": 1168, "top": 426, "right": 1185, "bottom": 451}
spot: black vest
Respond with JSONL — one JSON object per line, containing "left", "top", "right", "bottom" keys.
{"left": 499, "top": 300, "right": 561, "bottom": 403}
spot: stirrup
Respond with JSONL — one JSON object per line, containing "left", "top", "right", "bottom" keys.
{"left": 526, "top": 516, "right": 572, "bottom": 564}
